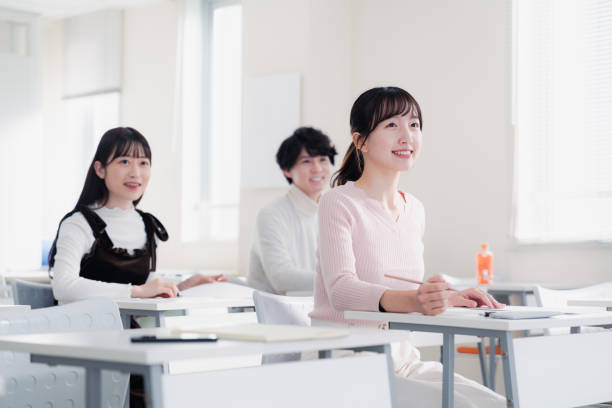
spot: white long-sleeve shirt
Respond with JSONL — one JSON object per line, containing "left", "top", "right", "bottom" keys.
{"left": 247, "top": 185, "right": 318, "bottom": 294}
{"left": 51, "top": 206, "right": 159, "bottom": 302}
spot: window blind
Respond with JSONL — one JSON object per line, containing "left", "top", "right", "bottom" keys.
{"left": 514, "top": 0, "right": 612, "bottom": 243}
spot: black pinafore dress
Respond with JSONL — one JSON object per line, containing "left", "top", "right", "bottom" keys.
{"left": 74, "top": 205, "right": 168, "bottom": 285}
{"left": 69, "top": 205, "right": 168, "bottom": 408}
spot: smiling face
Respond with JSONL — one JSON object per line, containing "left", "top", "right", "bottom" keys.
{"left": 283, "top": 148, "right": 332, "bottom": 201}
{"left": 94, "top": 145, "right": 151, "bottom": 209}
{"left": 356, "top": 109, "right": 422, "bottom": 173}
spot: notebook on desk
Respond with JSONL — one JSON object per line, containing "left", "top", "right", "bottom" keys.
{"left": 173, "top": 323, "right": 349, "bottom": 342}
{"left": 482, "top": 310, "right": 565, "bottom": 319}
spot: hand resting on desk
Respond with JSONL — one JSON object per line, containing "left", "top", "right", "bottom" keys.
{"left": 448, "top": 287, "right": 505, "bottom": 309}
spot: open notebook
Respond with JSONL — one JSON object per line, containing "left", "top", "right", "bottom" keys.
{"left": 173, "top": 323, "right": 349, "bottom": 342}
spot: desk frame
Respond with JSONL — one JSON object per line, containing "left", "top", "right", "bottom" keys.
{"left": 119, "top": 306, "right": 255, "bottom": 328}
{"left": 32, "top": 342, "right": 395, "bottom": 408}
{"left": 388, "top": 322, "right": 579, "bottom": 408}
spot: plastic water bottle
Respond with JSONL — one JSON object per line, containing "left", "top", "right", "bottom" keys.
{"left": 476, "top": 243, "right": 493, "bottom": 285}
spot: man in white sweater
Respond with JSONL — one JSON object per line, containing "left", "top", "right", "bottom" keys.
{"left": 248, "top": 127, "right": 337, "bottom": 294}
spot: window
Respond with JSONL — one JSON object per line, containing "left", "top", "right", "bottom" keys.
{"left": 43, "top": 92, "right": 120, "bottom": 243}
{"left": 513, "top": 0, "right": 612, "bottom": 243}
{"left": 0, "top": 19, "right": 28, "bottom": 56}
{"left": 180, "top": 0, "right": 242, "bottom": 242}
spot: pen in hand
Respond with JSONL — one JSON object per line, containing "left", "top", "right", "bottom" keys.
{"left": 383, "top": 274, "right": 458, "bottom": 292}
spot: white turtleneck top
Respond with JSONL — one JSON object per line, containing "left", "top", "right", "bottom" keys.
{"left": 51, "top": 206, "right": 156, "bottom": 302}
{"left": 247, "top": 184, "right": 319, "bottom": 294}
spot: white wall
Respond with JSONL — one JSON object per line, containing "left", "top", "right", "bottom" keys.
{"left": 39, "top": 0, "right": 612, "bottom": 283}
{"left": 0, "top": 8, "right": 42, "bottom": 271}
{"left": 239, "top": 0, "right": 612, "bottom": 285}
{"left": 239, "top": 0, "right": 353, "bottom": 274}
{"left": 121, "top": 1, "right": 237, "bottom": 271}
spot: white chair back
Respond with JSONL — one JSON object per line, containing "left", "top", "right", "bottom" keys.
{"left": 514, "top": 330, "right": 612, "bottom": 407}
{"left": 533, "top": 283, "right": 612, "bottom": 335}
{"left": 253, "top": 290, "right": 313, "bottom": 326}
{"left": 163, "top": 352, "right": 393, "bottom": 408}
{"left": 11, "top": 279, "right": 54, "bottom": 309}
{"left": 252, "top": 291, "right": 313, "bottom": 363}
{"left": 0, "top": 298, "right": 128, "bottom": 407}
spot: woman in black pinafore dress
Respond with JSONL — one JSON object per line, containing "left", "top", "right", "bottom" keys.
{"left": 48, "top": 127, "right": 226, "bottom": 406}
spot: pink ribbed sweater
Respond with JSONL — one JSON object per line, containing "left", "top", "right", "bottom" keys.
{"left": 310, "top": 181, "right": 426, "bottom": 324}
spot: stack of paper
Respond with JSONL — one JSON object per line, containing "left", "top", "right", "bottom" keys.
{"left": 173, "top": 323, "right": 349, "bottom": 342}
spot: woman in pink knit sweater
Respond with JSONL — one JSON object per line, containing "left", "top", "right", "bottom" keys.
{"left": 310, "top": 87, "right": 505, "bottom": 407}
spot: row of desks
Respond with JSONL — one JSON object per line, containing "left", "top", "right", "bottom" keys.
{"left": 3, "top": 303, "right": 612, "bottom": 408}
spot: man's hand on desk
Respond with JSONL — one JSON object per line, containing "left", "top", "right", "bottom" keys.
{"left": 177, "top": 274, "right": 228, "bottom": 291}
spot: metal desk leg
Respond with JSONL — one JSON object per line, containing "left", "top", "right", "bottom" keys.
{"left": 384, "top": 343, "right": 398, "bottom": 408}
{"left": 154, "top": 312, "right": 163, "bottom": 328}
{"left": 499, "top": 332, "right": 519, "bottom": 408}
{"left": 477, "top": 338, "right": 489, "bottom": 388}
{"left": 442, "top": 332, "right": 455, "bottom": 408}
{"left": 120, "top": 312, "right": 131, "bottom": 329}
{"left": 144, "top": 365, "right": 164, "bottom": 408}
{"left": 86, "top": 366, "right": 102, "bottom": 408}
{"left": 488, "top": 337, "right": 496, "bottom": 390}
{"left": 519, "top": 292, "right": 532, "bottom": 336}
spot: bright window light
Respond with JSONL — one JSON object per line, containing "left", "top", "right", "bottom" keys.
{"left": 514, "top": 0, "right": 612, "bottom": 243}
{"left": 181, "top": 0, "right": 242, "bottom": 242}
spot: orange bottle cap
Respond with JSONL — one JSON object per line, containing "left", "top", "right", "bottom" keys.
{"left": 481, "top": 243, "right": 488, "bottom": 250}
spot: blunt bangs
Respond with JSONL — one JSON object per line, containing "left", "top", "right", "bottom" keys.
{"left": 105, "top": 129, "right": 152, "bottom": 165}
{"left": 367, "top": 90, "right": 422, "bottom": 134}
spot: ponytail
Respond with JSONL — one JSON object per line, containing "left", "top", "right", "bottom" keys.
{"left": 331, "top": 143, "right": 364, "bottom": 187}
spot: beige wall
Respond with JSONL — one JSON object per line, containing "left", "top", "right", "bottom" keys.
{"left": 42, "top": 0, "right": 612, "bottom": 283}
{"left": 121, "top": 1, "right": 237, "bottom": 271}
{"left": 239, "top": 0, "right": 353, "bottom": 274}
{"left": 239, "top": 0, "right": 612, "bottom": 284}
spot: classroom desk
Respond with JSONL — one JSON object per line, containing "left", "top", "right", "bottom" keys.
{"left": 2, "top": 269, "right": 50, "bottom": 284}
{"left": 568, "top": 298, "right": 612, "bottom": 311}
{"left": 0, "top": 326, "right": 412, "bottom": 408}
{"left": 345, "top": 306, "right": 612, "bottom": 408}
{"left": 0, "top": 304, "right": 30, "bottom": 316}
{"left": 116, "top": 296, "right": 255, "bottom": 328}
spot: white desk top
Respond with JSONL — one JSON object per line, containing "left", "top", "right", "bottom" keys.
{"left": 0, "top": 327, "right": 412, "bottom": 366}
{"left": 115, "top": 296, "right": 254, "bottom": 311}
{"left": 345, "top": 306, "right": 612, "bottom": 331}
{"left": 0, "top": 304, "right": 30, "bottom": 317}
{"left": 568, "top": 298, "right": 612, "bottom": 308}
{"left": 3, "top": 269, "right": 50, "bottom": 283}
{"left": 180, "top": 282, "right": 254, "bottom": 299}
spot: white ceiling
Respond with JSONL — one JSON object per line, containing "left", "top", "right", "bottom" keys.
{"left": 0, "top": 0, "right": 169, "bottom": 18}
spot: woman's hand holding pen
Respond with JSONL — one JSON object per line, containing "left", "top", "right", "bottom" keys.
{"left": 414, "top": 275, "right": 450, "bottom": 316}
{"left": 131, "top": 278, "right": 179, "bottom": 298}
{"left": 380, "top": 275, "right": 450, "bottom": 315}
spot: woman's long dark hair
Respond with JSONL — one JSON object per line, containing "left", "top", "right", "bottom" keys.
{"left": 48, "top": 127, "right": 152, "bottom": 268}
{"left": 331, "top": 87, "right": 423, "bottom": 187}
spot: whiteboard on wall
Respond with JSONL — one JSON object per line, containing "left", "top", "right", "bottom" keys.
{"left": 241, "top": 72, "right": 301, "bottom": 188}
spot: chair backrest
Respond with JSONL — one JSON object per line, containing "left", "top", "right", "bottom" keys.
{"left": 163, "top": 352, "right": 393, "bottom": 408}
{"left": 514, "top": 330, "right": 612, "bottom": 407}
{"left": 533, "top": 283, "right": 612, "bottom": 335}
{"left": 0, "top": 298, "right": 128, "bottom": 407}
{"left": 11, "top": 279, "right": 54, "bottom": 309}
{"left": 252, "top": 291, "right": 313, "bottom": 363}
{"left": 253, "top": 291, "right": 313, "bottom": 326}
